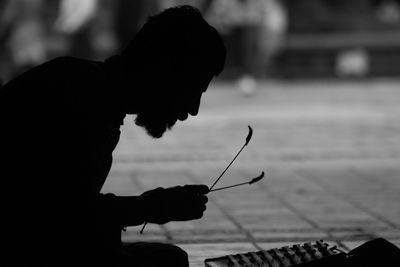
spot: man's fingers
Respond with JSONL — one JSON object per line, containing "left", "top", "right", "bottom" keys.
{"left": 186, "top": 207, "right": 205, "bottom": 220}
{"left": 183, "top": 184, "right": 209, "bottom": 194}
{"left": 200, "top": 204, "right": 207, "bottom": 212}
{"left": 198, "top": 195, "right": 208, "bottom": 205}
{"left": 185, "top": 195, "right": 208, "bottom": 207}
{"left": 194, "top": 212, "right": 204, "bottom": 220}
{"left": 180, "top": 196, "right": 207, "bottom": 220}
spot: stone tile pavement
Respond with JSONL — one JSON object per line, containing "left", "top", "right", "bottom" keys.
{"left": 102, "top": 81, "right": 400, "bottom": 266}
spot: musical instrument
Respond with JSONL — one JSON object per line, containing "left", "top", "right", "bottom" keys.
{"left": 205, "top": 240, "right": 347, "bottom": 267}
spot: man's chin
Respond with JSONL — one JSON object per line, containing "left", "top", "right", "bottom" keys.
{"left": 146, "top": 126, "right": 167, "bottom": 139}
{"left": 139, "top": 122, "right": 168, "bottom": 139}
{"left": 134, "top": 115, "right": 176, "bottom": 139}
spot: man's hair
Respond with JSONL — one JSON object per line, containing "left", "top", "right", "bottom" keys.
{"left": 121, "top": 5, "right": 226, "bottom": 77}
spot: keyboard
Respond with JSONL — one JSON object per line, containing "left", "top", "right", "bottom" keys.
{"left": 204, "top": 240, "right": 347, "bottom": 267}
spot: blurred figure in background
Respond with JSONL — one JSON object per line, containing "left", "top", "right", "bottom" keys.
{"left": 55, "top": 0, "right": 117, "bottom": 60}
{"left": 375, "top": 0, "right": 400, "bottom": 24}
{"left": 207, "top": 0, "right": 287, "bottom": 95}
{"left": 54, "top": 0, "right": 97, "bottom": 60}
{"left": 55, "top": 0, "right": 98, "bottom": 35}
{"left": 0, "top": 0, "right": 287, "bottom": 87}
{"left": 0, "top": 0, "right": 47, "bottom": 82}
{"left": 261, "top": 0, "right": 287, "bottom": 77}
{"left": 89, "top": 0, "right": 118, "bottom": 60}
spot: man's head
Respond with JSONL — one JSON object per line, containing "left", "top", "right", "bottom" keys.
{"left": 120, "top": 5, "right": 226, "bottom": 138}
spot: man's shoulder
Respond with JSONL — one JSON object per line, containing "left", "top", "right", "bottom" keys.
{"left": 0, "top": 56, "right": 105, "bottom": 110}
{"left": 2, "top": 56, "right": 102, "bottom": 87}
{"left": 33, "top": 56, "right": 106, "bottom": 92}
{"left": 43, "top": 56, "right": 103, "bottom": 73}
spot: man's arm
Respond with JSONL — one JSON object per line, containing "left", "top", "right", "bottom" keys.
{"left": 96, "top": 193, "right": 146, "bottom": 228}
{"left": 95, "top": 185, "right": 209, "bottom": 230}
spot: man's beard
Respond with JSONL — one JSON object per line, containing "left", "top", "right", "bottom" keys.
{"left": 135, "top": 112, "right": 177, "bottom": 138}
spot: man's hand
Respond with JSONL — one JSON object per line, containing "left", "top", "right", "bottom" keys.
{"left": 140, "top": 184, "right": 209, "bottom": 224}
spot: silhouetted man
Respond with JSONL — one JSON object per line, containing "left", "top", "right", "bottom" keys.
{"left": 0, "top": 6, "right": 226, "bottom": 266}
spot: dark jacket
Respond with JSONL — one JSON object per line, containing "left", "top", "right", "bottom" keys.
{"left": 0, "top": 56, "right": 127, "bottom": 264}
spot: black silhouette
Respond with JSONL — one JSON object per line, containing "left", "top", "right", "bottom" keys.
{"left": 0, "top": 6, "right": 226, "bottom": 266}
{"left": 347, "top": 238, "right": 400, "bottom": 267}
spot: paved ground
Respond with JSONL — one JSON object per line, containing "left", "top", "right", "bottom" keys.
{"left": 102, "top": 80, "right": 400, "bottom": 266}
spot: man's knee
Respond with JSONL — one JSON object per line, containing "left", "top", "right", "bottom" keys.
{"left": 123, "top": 242, "right": 189, "bottom": 267}
{"left": 161, "top": 243, "right": 189, "bottom": 267}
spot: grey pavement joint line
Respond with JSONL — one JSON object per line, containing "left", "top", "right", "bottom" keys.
{"left": 129, "top": 171, "right": 172, "bottom": 241}
{"left": 185, "top": 171, "right": 263, "bottom": 250}
{"left": 347, "top": 168, "right": 400, "bottom": 229}
{"left": 245, "top": 171, "right": 321, "bottom": 230}
{"left": 248, "top": 171, "right": 343, "bottom": 247}
{"left": 300, "top": 169, "right": 400, "bottom": 230}
{"left": 171, "top": 233, "right": 378, "bottom": 244}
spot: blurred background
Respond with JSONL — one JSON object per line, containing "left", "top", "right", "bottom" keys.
{"left": 1, "top": 1, "right": 399, "bottom": 266}
{"left": 3, "top": 0, "right": 400, "bottom": 83}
